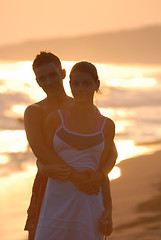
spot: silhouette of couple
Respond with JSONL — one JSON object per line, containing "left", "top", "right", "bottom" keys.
{"left": 24, "top": 51, "right": 117, "bottom": 240}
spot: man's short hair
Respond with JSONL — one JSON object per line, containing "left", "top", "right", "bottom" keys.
{"left": 32, "top": 51, "right": 62, "bottom": 73}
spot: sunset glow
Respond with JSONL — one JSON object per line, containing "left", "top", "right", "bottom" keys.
{"left": 0, "top": 2, "right": 161, "bottom": 236}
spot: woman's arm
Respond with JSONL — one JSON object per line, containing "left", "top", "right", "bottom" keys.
{"left": 99, "top": 178, "right": 113, "bottom": 236}
{"left": 99, "top": 141, "right": 117, "bottom": 175}
{"left": 99, "top": 118, "right": 116, "bottom": 174}
{"left": 77, "top": 118, "right": 117, "bottom": 191}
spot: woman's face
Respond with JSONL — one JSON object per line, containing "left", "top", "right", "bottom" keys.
{"left": 70, "top": 71, "right": 98, "bottom": 104}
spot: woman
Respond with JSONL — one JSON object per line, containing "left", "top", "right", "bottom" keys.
{"left": 35, "top": 61, "right": 115, "bottom": 240}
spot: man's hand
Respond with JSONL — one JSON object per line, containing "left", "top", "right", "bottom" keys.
{"left": 36, "top": 160, "right": 71, "bottom": 181}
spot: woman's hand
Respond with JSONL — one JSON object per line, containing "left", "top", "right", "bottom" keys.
{"left": 77, "top": 169, "right": 103, "bottom": 194}
{"left": 72, "top": 169, "right": 102, "bottom": 195}
{"left": 36, "top": 160, "right": 71, "bottom": 181}
{"left": 99, "top": 208, "right": 113, "bottom": 236}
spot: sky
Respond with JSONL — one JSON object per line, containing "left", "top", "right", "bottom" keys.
{"left": 1, "top": 0, "right": 161, "bottom": 46}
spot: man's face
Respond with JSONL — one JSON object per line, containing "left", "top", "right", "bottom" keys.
{"left": 34, "top": 62, "right": 64, "bottom": 97}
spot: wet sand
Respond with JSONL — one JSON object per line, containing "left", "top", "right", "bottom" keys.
{"left": 1, "top": 150, "right": 161, "bottom": 240}
{"left": 109, "top": 150, "right": 161, "bottom": 240}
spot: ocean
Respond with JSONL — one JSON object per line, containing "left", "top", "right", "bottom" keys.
{"left": 0, "top": 60, "right": 161, "bottom": 239}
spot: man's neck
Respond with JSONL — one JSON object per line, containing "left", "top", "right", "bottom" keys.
{"left": 46, "top": 91, "right": 68, "bottom": 105}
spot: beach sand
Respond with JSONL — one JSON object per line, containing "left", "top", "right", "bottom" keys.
{"left": 1, "top": 149, "right": 161, "bottom": 240}
{"left": 109, "top": 150, "right": 161, "bottom": 240}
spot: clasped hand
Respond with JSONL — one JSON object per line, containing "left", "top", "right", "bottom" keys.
{"left": 36, "top": 160, "right": 71, "bottom": 181}
{"left": 37, "top": 161, "right": 102, "bottom": 195}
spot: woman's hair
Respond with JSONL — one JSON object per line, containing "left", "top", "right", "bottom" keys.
{"left": 32, "top": 51, "right": 62, "bottom": 73}
{"left": 69, "top": 61, "right": 99, "bottom": 83}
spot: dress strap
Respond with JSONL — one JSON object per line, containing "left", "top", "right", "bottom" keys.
{"left": 101, "top": 117, "right": 107, "bottom": 131}
{"left": 95, "top": 114, "right": 102, "bottom": 132}
{"left": 63, "top": 109, "right": 70, "bottom": 128}
{"left": 95, "top": 111, "right": 107, "bottom": 132}
{"left": 57, "top": 110, "right": 64, "bottom": 125}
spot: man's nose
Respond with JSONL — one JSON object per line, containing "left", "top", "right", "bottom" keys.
{"left": 77, "top": 83, "right": 85, "bottom": 91}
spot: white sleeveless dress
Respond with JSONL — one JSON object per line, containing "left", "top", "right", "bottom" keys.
{"left": 35, "top": 110, "right": 107, "bottom": 240}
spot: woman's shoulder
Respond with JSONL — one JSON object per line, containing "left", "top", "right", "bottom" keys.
{"left": 99, "top": 113, "right": 115, "bottom": 138}
{"left": 99, "top": 112, "right": 115, "bottom": 127}
{"left": 45, "top": 110, "right": 62, "bottom": 129}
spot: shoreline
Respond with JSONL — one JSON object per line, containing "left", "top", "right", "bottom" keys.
{"left": 109, "top": 150, "right": 161, "bottom": 239}
{"left": 0, "top": 149, "right": 161, "bottom": 239}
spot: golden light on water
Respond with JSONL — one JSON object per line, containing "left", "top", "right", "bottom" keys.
{"left": 12, "top": 104, "right": 27, "bottom": 116}
{"left": 0, "top": 155, "right": 9, "bottom": 164}
{"left": 62, "top": 61, "right": 76, "bottom": 96}
{"left": 0, "top": 61, "right": 46, "bottom": 101}
{"left": 115, "top": 140, "right": 148, "bottom": 164}
{"left": 108, "top": 166, "right": 121, "bottom": 180}
{"left": 0, "top": 130, "right": 28, "bottom": 153}
{"left": 99, "top": 107, "right": 134, "bottom": 134}
{"left": 0, "top": 61, "right": 34, "bottom": 81}
{"left": 99, "top": 107, "right": 116, "bottom": 119}
{"left": 95, "top": 63, "right": 158, "bottom": 89}
{"left": 104, "top": 77, "right": 157, "bottom": 88}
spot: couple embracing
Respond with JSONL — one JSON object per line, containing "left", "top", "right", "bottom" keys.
{"left": 24, "top": 51, "right": 117, "bottom": 240}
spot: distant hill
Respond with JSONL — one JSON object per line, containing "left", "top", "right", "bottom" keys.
{"left": 0, "top": 25, "right": 161, "bottom": 65}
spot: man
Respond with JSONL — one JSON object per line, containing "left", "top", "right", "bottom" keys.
{"left": 24, "top": 51, "right": 117, "bottom": 240}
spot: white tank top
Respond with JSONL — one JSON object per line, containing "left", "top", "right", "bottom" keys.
{"left": 53, "top": 110, "right": 107, "bottom": 172}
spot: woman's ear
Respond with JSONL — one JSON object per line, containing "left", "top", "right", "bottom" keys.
{"left": 61, "top": 69, "right": 66, "bottom": 79}
{"left": 96, "top": 80, "right": 100, "bottom": 92}
{"left": 36, "top": 77, "right": 42, "bottom": 87}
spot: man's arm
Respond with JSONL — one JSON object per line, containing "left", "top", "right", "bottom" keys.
{"left": 24, "top": 105, "right": 72, "bottom": 180}
{"left": 24, "top": 105, "right": 97, "bottom": 189}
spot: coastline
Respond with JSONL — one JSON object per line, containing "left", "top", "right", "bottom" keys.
{"left": 109, "top": 150, "right": 161, "bottom": 239}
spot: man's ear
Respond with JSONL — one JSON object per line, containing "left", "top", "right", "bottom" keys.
{"left": 61, "top": 69, "right": 66, "bottom": 79}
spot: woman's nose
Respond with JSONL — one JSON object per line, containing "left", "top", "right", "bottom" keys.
{"left": 46, "top": 76, "right": 53, "bottom": 85}
{"left": 77, "top": 83, "right": 85, "bottom": 91}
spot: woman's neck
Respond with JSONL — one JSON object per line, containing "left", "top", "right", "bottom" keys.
{"left": 71, "top": 102, "right": 95, "bottom": 115}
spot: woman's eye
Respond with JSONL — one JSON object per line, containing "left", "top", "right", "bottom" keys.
{"left": 49, "top": 72, "right": 57, "bottom": 78}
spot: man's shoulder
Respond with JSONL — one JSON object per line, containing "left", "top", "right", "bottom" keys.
{"left": 25, "top": 102, "right": 41, "bottom": 111}
{"left": 24, "top": 99, "right": 46, "bottom": 117}
{"left": 26, "top": 98, "right": 47, "bottom": 109}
